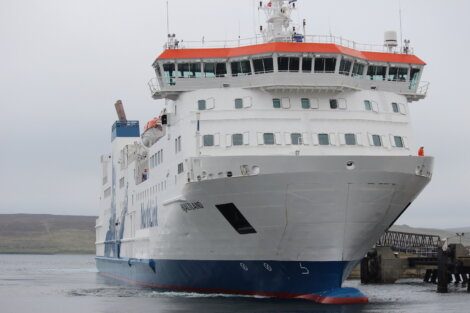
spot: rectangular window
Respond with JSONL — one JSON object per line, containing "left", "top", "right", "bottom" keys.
{"left": 278, "top": 57, "right": 289, "bottom": 71}
{"left": 388, "top": 66, "right": 408, "bottom": 81}
{"left": 178, "top": 63, "right": 191, "bottom": 78}
{"left": 272, "top": 98, "right": 281, "bottom": 109}
{"left": 231, "top": 60, "right": 251, "bottom": 76}
{"left": 163, "top": 63, "right": 176, "bottom": 84}
{"left": 190, "top": 63, "right": 202, "bottom": 78}
{"left": 330, "top": 99, "right": 338, "bottom": 109}
{"left": 177, "top": 163, "right": 184, "bottom": 174}
{"left": 372, "top": 135, "right": 382, "bottom": 147}
{"left": 314, "top": 57, "right": 337, "bottom": 73}
{"left": 198, "top": 99, "right": 206, "bottom": 110}
{"left": 177, "top": 136, "right": 182, "bottom": 152}
{"left": 339, "top": 58, "right": 352, "bottom": 75}
{"left": 203, "top": 63, "right": 216, "bottom": 78}
{"left": 301, "top": 98, "right": 311, "bottom": 109}
{"left": 394, "top": 136, "right": 404, "bottom": 148}
{"left": 263, "top": 133, "right": 275, "bottom": 145}
{"left": 352, "top": 62, "right": 365, "bottom": 77}
{"left": 234, "top": 98, "right": 243, "bottom": 109}
{"left": 367, "top": 65, "right": 387, "bottom": 81}
{"left": 345, "top": 133, "right": 357, "bottom": 145}
{"left": 318, "top": 134, "right": 330, "bottom": 146}
{"left": 364, "top": 100, "right": 372, "bottom": 111}
{"left": 289, "top": 57, "right": 300, "bottom": 72}
{"left": 253, "top": 57, "right": 274, "bottom": 74}
{"left": 291, "top": 133, "right": 302, "bottom": 145}
{"left": 216, "top": 63, "right": 227, "bottom": 76}
{"left": 302, "top": 57, "right": 313, "bottom": 72}
{"left": 391, "top": 102, "right": 399, "bottom": 113}
{"left": 232, "top": 134, "right": 244, "bottom": 146}
{"left": 203, "top": 135, "right": 214, "bottom": 147}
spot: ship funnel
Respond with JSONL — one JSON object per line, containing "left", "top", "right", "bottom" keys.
{"left": 114, "top": 100, "right": 127, "bottom": 122}
{"left": 384, "top": 31, "right": 398, "bottom": 52}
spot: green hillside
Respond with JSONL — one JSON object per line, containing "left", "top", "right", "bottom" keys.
{"left": 0, "top": 214, "right": 96, "bottom": 254}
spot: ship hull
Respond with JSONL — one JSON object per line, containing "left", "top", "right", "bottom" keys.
{"left": 96, "top": 155, "right": 433, "bottom": 304}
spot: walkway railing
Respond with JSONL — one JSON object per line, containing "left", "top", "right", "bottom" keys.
{"left": 166, "top": 34, "right": 412, "bottom": 54}
{"left": 377, "top": 231, "right": 441, "bottom": 257}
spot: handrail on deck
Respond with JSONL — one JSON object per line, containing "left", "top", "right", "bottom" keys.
{"left": 165, "top": 34, "right": 414, "bottom": 54}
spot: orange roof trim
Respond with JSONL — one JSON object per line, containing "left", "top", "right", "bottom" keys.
{"left": 157, "top": 42, "right": 426, "bottom": 65}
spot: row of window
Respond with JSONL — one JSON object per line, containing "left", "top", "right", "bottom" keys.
{"left": 197, "top": 97, "right": 406, "bottom": 114}
{"left": 160, "top": 56, "right": 421, "bottom": 83}
{"left": 135, "top": 181, "right": 168, "bottom": 203}
{"left": 150, "top": 149, "right": 164, "bottom": 169}
{"left": 201, "top": 133, "right": 407, "bottom": 148}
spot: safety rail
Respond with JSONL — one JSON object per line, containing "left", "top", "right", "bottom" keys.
{"left": 165, "top": 34, "right": 413, "bottom": 54}
{"left": 415, "top": 81, "right": 430, "bottom": 97}
{"left": 148, "top": 77, "right": 162, "bottom": 95}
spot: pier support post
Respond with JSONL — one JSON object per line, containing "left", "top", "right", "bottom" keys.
{"left": 437, "top": 247, "right": 448, "bottom": 293}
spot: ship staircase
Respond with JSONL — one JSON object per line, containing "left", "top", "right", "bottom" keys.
{"left": 360, "top": 231, "right": 470, "bottom": 293}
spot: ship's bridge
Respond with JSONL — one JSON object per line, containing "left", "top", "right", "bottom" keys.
{"left": 149, "top": 37, "right": 428, "bottom": 103}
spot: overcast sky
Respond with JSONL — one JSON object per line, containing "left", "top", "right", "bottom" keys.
{"left": 0, "top": 0, "right": 469, "bottom": 228}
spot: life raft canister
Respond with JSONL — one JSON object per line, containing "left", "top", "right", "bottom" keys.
{"left": 418, "top": 147, "right": 425, "bottom": 157}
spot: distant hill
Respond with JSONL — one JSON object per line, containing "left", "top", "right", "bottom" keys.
{"left": 0, "top": 214, "right": 96, "bottom": 254}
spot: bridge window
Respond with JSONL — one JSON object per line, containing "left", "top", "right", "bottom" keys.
{"left": 345, "top": 133, "right": 357, "bottom": 146}
{"left": 291, "top": 133, "right": 302, "bottom": 145}
{"left": 203, "top": 62, "right": 227, "bottom": 78}
{"left": 367, "top": 65, "right": 387, "bottom": 81}
{"left": 410, "top": 68, "right": 421, "bottom": 88}
{"left": 302, "top": 57, "right": 313, "bottom": 72}
{"left": 163, "top": 63, "right": 175, "bottom": 85}
{"left": 232, "top": 134, "right": 244, "bottom": 146}
{"left": 318, "top": 133, "right": 330, "bottom": 146}
{"left": 253, "top": 57, "right": 274, "bottom": 74}
{"left": 231, "top": 60, "right": 251, "bottom": 76}
{"left": 278, "top": 56, "right": 300, "bottom": 72}
{"left": 301, "top": 98, "right": 310, "bottom": 109}
{"left": 364, "top": 100, "right": 372, "bottom": 111}
{"left": 388, "top": 66, "right": 408, "bottom": 82}
{"left": 203, "top": 135, "right": 214, "bottom": 147}
{"left": 330, "top": 99, "right": 338, "bottom": 109}
{"left": 394, "top": 136, "right": 404, "bottom": 148}
{"left": 198, "top": 100, "right": 206, "bottom": 110}
{"left": 339, "top": 58, "right": 352, "bottom": 76}
{"left": 372, "top": 135, "right": 382, "bottom": 147}
{"left": 314, "top": 57, "right": 336, "bottom": 73}
{"left": 273, "top": 98, "right": 281, "bottom": 109}
{"left": 234, "top": 98, "right": 243, "bottom": 109}
{"left": 263, "top": 133, "right": 275, "bottom": 145}
{"left": 352, "top": 62, "right": 365, "bottom": 77}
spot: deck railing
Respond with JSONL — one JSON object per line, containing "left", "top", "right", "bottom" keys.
{"left": 166, "top": 34, "right": 413, "bottom": 54}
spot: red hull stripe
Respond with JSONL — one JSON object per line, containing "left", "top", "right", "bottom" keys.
{"left": 99, "top": 272, "right": 369, "bottom": 305}
{"left": 156, "top": 42, "right": 425, "bottom": 65}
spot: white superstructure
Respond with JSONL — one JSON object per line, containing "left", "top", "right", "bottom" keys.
{"left": 96, "top": 0, "right": 433, "bottom": 304}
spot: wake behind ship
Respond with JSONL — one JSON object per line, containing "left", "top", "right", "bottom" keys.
{"left": 96, "top": 0, "right": 433, "bottom": 304}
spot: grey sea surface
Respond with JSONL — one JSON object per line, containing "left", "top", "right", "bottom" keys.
{"left": 0, "top": 254, "right": 469, "bottom": 313}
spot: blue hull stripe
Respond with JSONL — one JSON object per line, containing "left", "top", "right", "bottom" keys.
{"left": 96, "top": 257, "right": 367, "bottom": 303}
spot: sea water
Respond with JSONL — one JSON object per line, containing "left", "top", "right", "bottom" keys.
{"left": 0, "top": 254, "right": 468, "bottom": 313}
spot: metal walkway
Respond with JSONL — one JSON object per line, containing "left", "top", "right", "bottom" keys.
{"left": 377, "top": 231, "right": 441, "bottom": 257}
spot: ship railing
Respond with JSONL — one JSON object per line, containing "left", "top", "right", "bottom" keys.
{"left": 166, "top": 34, "right": 413, "bottom": 54}
{"left": 148, "top": 77, "right": 162, "bottom": 95}
{"left": 415, "top": 81, "right": 430, "bottom": 96}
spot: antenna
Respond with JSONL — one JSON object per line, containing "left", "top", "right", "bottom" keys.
{"left": 399, "top": 1, "right": 403, "bottom": 52}
{"left": 166, "top": 1, "right": 170, "bottom": 36}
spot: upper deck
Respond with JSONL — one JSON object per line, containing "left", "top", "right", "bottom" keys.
{"left": 149, "top": 38, "right": 428, "bottom": 103}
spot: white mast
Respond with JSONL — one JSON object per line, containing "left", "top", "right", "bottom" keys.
{"left": 260, "top": 0, "right": 300, "bottom": 42}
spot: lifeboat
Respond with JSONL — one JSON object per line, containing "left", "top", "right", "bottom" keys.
{"left": 141, "top": 116, "right": 165, "bottom": 147}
